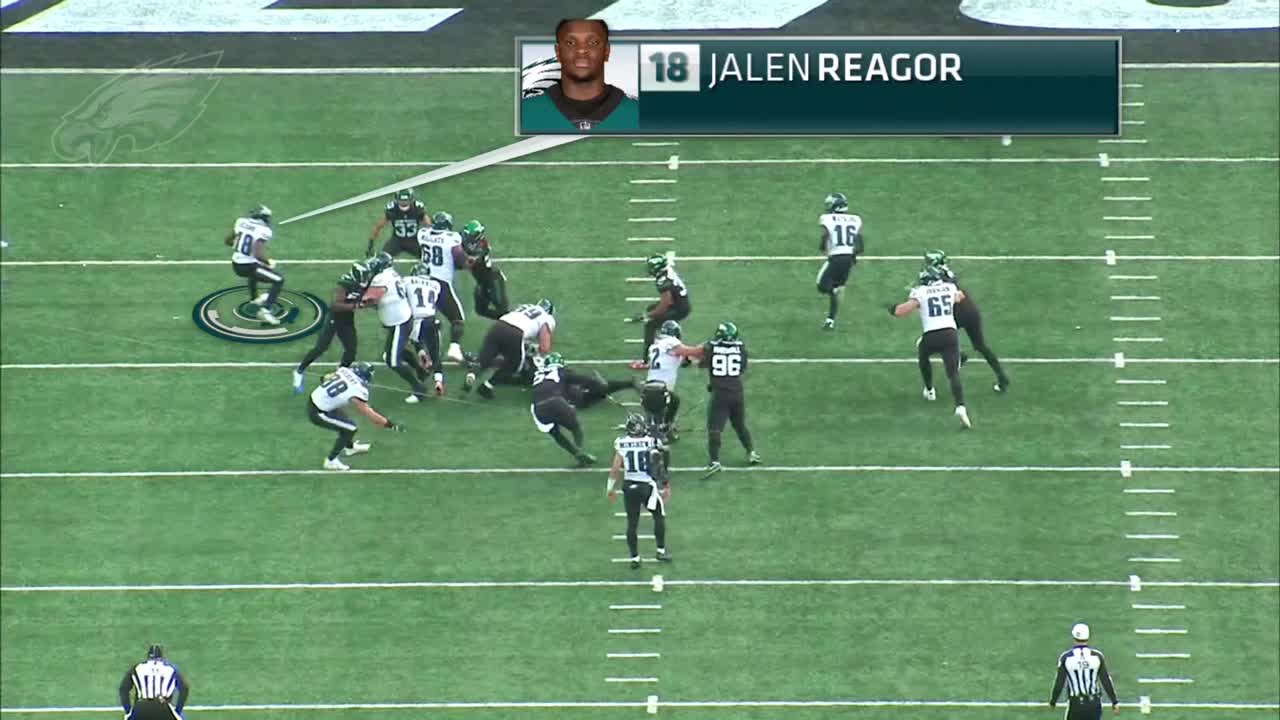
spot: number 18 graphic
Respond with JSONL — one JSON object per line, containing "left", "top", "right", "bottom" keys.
{"left": 640, "top": 43, "right": 701, "bottom": 93}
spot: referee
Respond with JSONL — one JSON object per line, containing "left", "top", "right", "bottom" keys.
{"left": 1050, "top": 623, "right": 1120, "bottom": 718}
{"left": 120, "top": 645, "right": 189, "bottom": 719}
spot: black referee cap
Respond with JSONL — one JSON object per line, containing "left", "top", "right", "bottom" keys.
{"left": 147, "top": 644, "right": 165, "bottom": 659}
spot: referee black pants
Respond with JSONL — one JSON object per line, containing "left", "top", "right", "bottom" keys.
{"left": 623, "top": 480, "right": 667, "bottom": 559}
{"left": 128, "top": 700, "right": 181, "bottom": 720}
{"left": 1065, "top": 697, "right": 1103, "bottom": 720}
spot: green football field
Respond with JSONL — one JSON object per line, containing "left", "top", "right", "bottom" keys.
{"left": 1, "top": 67, "right": 1277, "bottom": 719}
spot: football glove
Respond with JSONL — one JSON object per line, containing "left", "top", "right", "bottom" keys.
{"left": 266, "top": 259, "right": 277, "bottom": 269}
{"left": 885, "top": 303, "right": 897, "bottom": 316}
{"left": 624, "top": 313, "right": 645, "bottom": 323}
{"left": 385, "top": 420, "right": 406, "bottom": 432}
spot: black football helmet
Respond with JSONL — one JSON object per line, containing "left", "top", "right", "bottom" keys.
{"left": 431, "top": 211, "right": 453, "bottom": 230}
{"left": 395, "top": 189, "right": 415, "bottom": 211}
{"left": 624, "top": 413, "right": 648, "bottom": 436}
{"left": 248, "top": 205, "right": 272, "bottom": 225}
{"left": 658, "top": 320, "right": 681, "bottom": 339}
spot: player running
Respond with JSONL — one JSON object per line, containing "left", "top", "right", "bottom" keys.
{"left": 630, "top": 253, "right": 691, "bottom": 369}
{"left": 460, "top": 220, "right": 510, "bottom": 320}
{"left": 416, "top": 211, "right": 468, "bottom": 363}
{"left": 368, "top": 188, "right": 428, "bottom": 257}
{"left": 816, "top": 192, "right": 864, "bottom": 330}
{"left": 225, "top": 205, "right": 284, "bottom": 326}
{"left": 888, "top": 268, "right": 972, "bottom": 429}
{"left": 307, "top": 362, "right": 405, "bottom": 471}
{"left": 468, "top": 299, "right": 557, "bottom": 399}
{"left": 924, "top": 250, "right": 1010, "bottom": 393}
{"left": 293, "top": 261, "right": 370, "bottom": 393}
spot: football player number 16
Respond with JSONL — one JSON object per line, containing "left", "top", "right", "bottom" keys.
{"left": 640, "top": 44, "right": 701, "bottom": 93}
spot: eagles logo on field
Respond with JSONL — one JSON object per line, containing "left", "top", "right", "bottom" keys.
{"left": 192, "top": 287, "right": 327, "bottom": 344}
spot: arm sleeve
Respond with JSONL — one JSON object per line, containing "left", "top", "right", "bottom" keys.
{"left": 119, "top": 668, "right": 134, "bottom": 711}
{"left": 740, "top": 343, "right": 749, "bottom": 372}
{"left": 174, "top": 668, "right": 191, "bottom": 711}
{"left": 1098, "top": 657, "right": 1118, "bottom": 704}
{"left": 1049, "top": 663, "right": 1066, "bottom": 705}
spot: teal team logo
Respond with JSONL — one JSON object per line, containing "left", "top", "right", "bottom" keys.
{"left": 192, "top": 287, "right": 327, "bottom": 344}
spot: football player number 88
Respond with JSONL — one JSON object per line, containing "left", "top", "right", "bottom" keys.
{"left": 712, "top": 353, "right": 741, "bottom": 376}
{"left": 324, "top": 380, "right": 349, "bottom": 397}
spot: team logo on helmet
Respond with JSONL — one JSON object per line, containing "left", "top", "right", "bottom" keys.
{"left": 824, "top": 192, "right": 849, "bottom": 213}
{"left": 192, "top": 287, "right": 327, "bottom": 344}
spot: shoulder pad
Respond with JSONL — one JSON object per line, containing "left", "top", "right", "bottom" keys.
{"left": 385, "top": 202, "right": 395, "bottom": 211}
{"left": 414, "top": 201, "right": 426, "bottom": 211}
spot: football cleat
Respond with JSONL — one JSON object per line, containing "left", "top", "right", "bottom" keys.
{"left": 923, "top": 387, "right": 937, "bottom": 402}
{"left": 477, "top": 383, "right": 495, "bottom": 399}
{"left": 823, "top": 318, "right": 835, "bottom": 331}
{"left": 701, "top": 461, "right": 723, "bottom": 480}
{"left": 748, "top": 450, "right": 762, "bottom": 465}
{"left": 656, "top": 549, "right": 673, "bottom": 563}
{"left": 292, "top": 369, "right": 305, "bottom": 394}
{"left": 995, "top": 377, "right": 1010, "bottom": 393}
{"left": 576, "top": 452, "right": 597, "bottom": 467}
{"left": 257, "top": 308, "right": 281, "bottom": 326}
{"left": 404, "top": 394, "right": 420, "bottom": 404}
{"left": 955, "top": 405, "right": 972, "bottom": 429}
{"left": 434, "top": 379, "right": 445, "bottom": 396}
{"left": 463, "top": 372, "right": 477, "bottom": 390}
{"left": 447, "top": 343, "right": 464, "bottom": 363}
{"left": 254, "top": 292, "right": 271, "bottom": 306}
{"left": 323, "top": 457, "right": 350, "bottom": 471}
{"left": 344, "top": 442, "right": 371, "bottom": 457}
{"left": 960, "top": 352, "right": 970, "bottom": 367}
{"left": 630, "top": 557, "right": 641, "bottom": 570}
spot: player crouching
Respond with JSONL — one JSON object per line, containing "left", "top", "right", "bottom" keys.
{"left": 530, "top": 353, "right": 596, "bottom": 466}
{"left": 307, "top": 362, "right": 405, "bottom": 470}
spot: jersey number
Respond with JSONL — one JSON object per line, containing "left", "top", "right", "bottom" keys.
{"left": 712, "top": 353, "right": 741, "bottom": 377}
{"left": 649, "top": 51, "right": 689, "bottom": 83}
{"left": 832, "top": 224, "right": 859, "bottom": 248}
{"left": 520, "top": 305, "right": 543, "bottom": 320}
{"left": 414, "top": 285, "right": 438, "bottom": 309}
{"left": 625, "top": 449, "right": 650, "bottom": 473}
{"left": 393, "top": 219, "right": 416, "bottom": 238}
{"left": 323, "top": 380, "right": 349, "bottom": 397}
{"left": 236, "top": 233, "right": 255, "bottom": 255}
{"left": 422, "top": 244, "right": 445, "bottom": 266}
{"left": 926, "top": 295, "right": 953, "bottom": 318}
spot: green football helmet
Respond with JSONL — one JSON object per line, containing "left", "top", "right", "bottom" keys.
{"left": 461, "top": 220, "right": 486, "bottom": 241}
{"left": 461, "top": 220, "right": 487, "bottom": 256}
{"left": 351, "top": 362, "right": 375, "bottom": 384}
{"left": 431, "top": 211, "right": 453, "bottom": 230}
{"left": 646, "top": 253, "right": 669, "bottom": 277}
{"left": 824, "top": 192, "right": 848, "bottom": 213}
{"left": 542, "top": 351, "right": 565, "bottom": 369}
{"left": 395, "top": 189, "right": 415, "bottom": 209}
{"left": 658, "top": 319, "right": 681, "bottom": 339}
{"left": 248, "top": 204, "right": 273, "bottom": 225}
{"left": 924, "top": 250, "right": 949, "bottom": 269}
{"left": 713, "top": 321, "right": 740, "bottom": 342}
{"left": 538, "top": 298, "right": 555, "bottom": 316}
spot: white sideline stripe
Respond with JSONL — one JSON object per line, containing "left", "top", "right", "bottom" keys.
{"left": 3, "top": 358, "right": 1276, "bottom": 371}
{"left": 1123, "top": 489, "right": 1175, "bottom": 494}
{"left": 607, "top": 653, "right": 660, "bottom": 658}
{"left": 1136, "top": 628, "right": 1188, "bottom": 634}
{"left": 605, "top": 677, "right": 658, "bottom": 683}
{"left": 1139, "top": 678, "right": 1195, "bottom": 684}
{"left": 609, "top": 605, "right": 661, "bottom": 610}
{"left": 1137, "top": 653, "right": 1192, "bottom": 659}
{"left": 1127, "top": 511, "right": 1178, "bottom": 517}
{"left": 2, "top": 62, "right": 1273, "bottom": 74}
{"left": 1120, "top": 422, "right": 1171, "bottom": 428}
{"left": 4, "top": 699, "right": 1277, "bottom": 714}
{"left": 1114, "top": 337, "right": 1165, "bottom": 343}
{"left": 1126, "top": 535, "right": 1180, "bottom": 540}
{"left": 5, "top": 254, "right": 1278, "bottom": 267}
{"left": 1133, "top": 604, "right": 1186, "bottom": 610}
{"left": 608, "top": 629, "right": 661, "bottom": 634}
{"left": 1111, "top": 296, "right": 1162, "bottom": 300}
{"left": 1117, "top": 401, "right": 1169, "bottom": 406}
{"left": 4, "top": 464, "right": 1278, "bottom": 480}
{"left": 1116, "top": 379, "right": 1167, "bottom": 385}
{"left": 3, "top": 157, "right": 1276, "bottom": 170}
{"left": 1129, "top": 558, "right": 1182, "bottom": 563}
{"left": 1110, "top": 275, "right": 1159, "bottom": 280}
{"left": 629, "top": 179, "right": 677, "bottom": 184}
{"left": 3, "top": 578, "right": 1273, "bottom": 594}
{"left": 1122, "top": 445, "right": 1172, "bottom": 450}
{"left": 1111, "top": 316, "right": 1162, "bottom": 321}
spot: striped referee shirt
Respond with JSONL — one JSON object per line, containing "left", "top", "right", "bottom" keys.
{"left": 1050, "top": 644, "right": 1118, "bottom": 706}
{"left": 119, "top": 659, "right": 189, "bottom": 713}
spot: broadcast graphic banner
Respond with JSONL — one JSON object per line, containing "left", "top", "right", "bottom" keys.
{"left": 517, "top": 36, "right": 1121, "bottom": 136}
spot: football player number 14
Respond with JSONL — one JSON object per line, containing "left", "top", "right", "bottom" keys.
{"left": 640, "top": 44, "right": 701, "bottom": 93}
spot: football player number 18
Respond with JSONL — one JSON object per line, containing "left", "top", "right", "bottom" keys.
{"left": 640, "top": 44, "right": 701, "bottom": 93}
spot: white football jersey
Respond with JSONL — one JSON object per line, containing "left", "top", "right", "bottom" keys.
{"left": 310, "top": 366, "right": 370, "bottom": 412}
{"left": 416, "top": 228, "right": 462, "bottom": 285}
{"left": 910, "top": 281, "right": 960, "bottom": 333}
{"left": 371, "top": 268, "right": 412, "bottom": 327}
{"left": 401, "top": 275, "right": 441, "bottom": 319}
{"left": 646, "top": 334, "right": 683, "bottom": 388}
{"left": 501, "top": 304, "right": 557, "bottom": 341}
{"left": 615, "top": 435, "right": 659, "bottom": 484}
{"left": 231, "top": 217, "right": 272, "bottom": 264}
{"left": 820, "top": 212, "right": 862, "bottom": 257}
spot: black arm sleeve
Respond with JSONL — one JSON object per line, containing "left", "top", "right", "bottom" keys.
{"left": 1098, "top": 658, "right": 1118, "bottom": 705}
{"left": 119, "top": 668, "right": 134, "bottom": 711}
{"left": 174, "top": 668, "right": 191, "bottom": 711}
{"left": 853, "top": 231, "right": 865, "bottom": 256}
{"left": 1049, "top": 664, "right": 1066, "bottom": 705}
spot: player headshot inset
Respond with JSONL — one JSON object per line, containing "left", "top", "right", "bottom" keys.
{"left": 520, "top": 18, "right": 640, "bottom": 134}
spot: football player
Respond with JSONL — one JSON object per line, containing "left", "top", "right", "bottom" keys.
{"left": 460, "top": 220, "right": 511, "bottom": 320}
{"left": 817, "top": 191, "right": 864, "bottom": 330}
{"left": 924, "top": 250, "right": 1010, "bottom": 393}
{"left": 469, "top": 299, "right": 556, "bottom": 399}
{"left": 888, "top": 268, "right": 972, "bottom": 429}
{"left": 362, "top": 253, "right": 430, "bottom": 403}
{"left": 530, "top": 352, "right": 597, "bottom": 466}
{"left": 293, "top": 261, "right": 370, "bottom": 393}
{"left": 607, "top": 413, "right": 673, "bottom": 569}
{"left": 629, "top": 253, "right": 691, "bottom": 369}
{"left": 307, "top": 362, "right": 404, "bottom": 471}
{"left": 402, "top": 262, "right": 446, "bottom": 395}
{"left": 225, "top": 205, "right": 283, "bottom": 325}
{"left": 641, "top": 319, "right": 687, "bottom": 441}
{"left": 367, "top": 189, "right": 427, "bottom": 257}
{"left": 416, "top": 211, "right": 468, "bottom": 363}
{"left": 670, "top": 322, "right": 761, "bottom": 477}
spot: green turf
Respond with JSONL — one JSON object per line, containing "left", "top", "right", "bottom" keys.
{"left": 1, "top": 65, "right": 1277, "bottom": 718}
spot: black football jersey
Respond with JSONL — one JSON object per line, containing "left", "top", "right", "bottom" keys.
{"left": 701, "top": 340, "right": 747, "bottom": 393}
{"left": 532, "top": 365, "right": 566, "bottom": 403}
{"left": 385, "top": 201, "right": 427, "bottom": 240}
